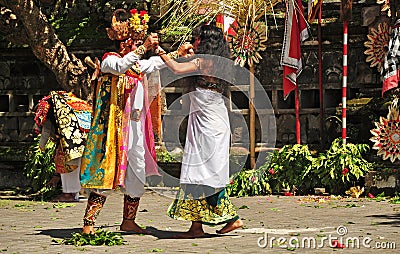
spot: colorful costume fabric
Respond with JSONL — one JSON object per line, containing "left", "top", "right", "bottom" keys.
{"left": 80, "top": 51, "right": 162, "bottom": 191}
{"left": 168, "top": 186, "right": 239, "bottom": 225}
{"left": 34, "top": 91, "right": 92, "bottom": 173}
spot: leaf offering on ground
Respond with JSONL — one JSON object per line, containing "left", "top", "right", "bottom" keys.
{"left": 53, "top": 229, "right": 125, "bottom": 246}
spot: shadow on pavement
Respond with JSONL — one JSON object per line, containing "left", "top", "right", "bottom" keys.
{"left": 35, "top": 226, "right": 235, "bottom": 240}
{"left": 139, "top": 226, "right": 233, "bottom": 239}
{"left": 366, "top": 213, "right": 400, "bottom": 226}
{"left": 36, "top": 225, "right": 115, "bottom": 239}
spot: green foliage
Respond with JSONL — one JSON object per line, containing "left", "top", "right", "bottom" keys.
{"left": 389, "top": 193, "right": 400, "bottom": 204}
{"left": 227, "top": 169, "right": 271, "bottom": 197}
{"left": 160, "top": 11, "right": 207, "bottom": 43}
{"left": 239, "top": 138, "right": 373, "bottom": 196}
{"left": 50, "top": 17, "right": 91, "bottom": 46}
{"left": 54, "top": 229, "right": 125, "bottom": 246}
{"left": 312, "top": 138, "right": 373, "bottom": 193}
{"left": 259, "top": 144, "right": 315, "bottom": 193}
{"left": 23, "top": 135, "right": 59, "bottom": 199}
{"left": 156, "top": 149, "right": 181, "bottom": 162}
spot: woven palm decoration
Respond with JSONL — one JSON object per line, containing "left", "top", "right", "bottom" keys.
{"left": 364, "top": 22, "right": 391, "bottom": 72}
{"left": 370, "top": 98, "right": 400, "bottom": 162}
{"left": 229, "top": 22, "right": 267, "bottom": 67}
{"left": 225, "top": 0, "right": 279, "bottom": 67}
{"left": 160, "top": 0, "right": 282, "bottom": 67}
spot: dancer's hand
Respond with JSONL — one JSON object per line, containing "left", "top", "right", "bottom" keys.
{"left": 178, "top": 42, "right": 194, "bottom": 58}
{"left": 142, "top": 33, "right": 159, "bottom": 51}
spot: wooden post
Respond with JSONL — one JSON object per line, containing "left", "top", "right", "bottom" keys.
{"left": 318, "top": 4, "right": 324, "bottom": 147}
{"left": 249, "top": 65, "right": 256, "bottom": 169}
{"left": 295, "top": 85, "right": 301, "bottom": 144}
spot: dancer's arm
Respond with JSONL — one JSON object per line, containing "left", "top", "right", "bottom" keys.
{"left": 139, "top": 43, "right": 195, "bottom": 74}
{"left": 101, "top": 35, "right": 157, "bottom": 74}
{"left": 155, "top": 46, "right": 199, "bottom": 75}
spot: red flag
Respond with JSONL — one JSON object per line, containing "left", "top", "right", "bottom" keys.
{"left": 281, "top": 0, "right": 309, "bottom": 98}
{"left": 216, "top": 14, "right": 224, "bottom": 30}
{"left": 216, "top": 14, "right": 236, "bottom": 38}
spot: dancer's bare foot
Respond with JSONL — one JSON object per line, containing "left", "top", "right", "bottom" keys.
{"left": 173, "top": 221, "right": 205, "bottom": 239}
{"left": 82, "top": 225, "right": 95, "bottom": 234}
{"left": 120, "top": 219, "right": 150, "bottom": 234}
{"left": 216, "top": 219, "right": 243, "bottom": 234}
{"left": 173, "top": 229, "right": 205, "bottom": 239}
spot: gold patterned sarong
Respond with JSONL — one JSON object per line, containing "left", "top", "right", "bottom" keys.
{"left": 80, "top": 74, "right": 127, "bottom": 189}
{"left": 167, "top": 186, "right": 239, "bottom": 225}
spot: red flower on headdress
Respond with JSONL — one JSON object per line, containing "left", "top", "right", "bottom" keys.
{"left": 268, "top": 168, "right": 275, "bottom": 175}
{"left": 140, "top": 10, "right": 147, "bottom": 16}
{"left": 342, "top": 168, "right": 349, "bottom": 176}
{"left": 130, "top": 9, "right": 138, "bottom": 15}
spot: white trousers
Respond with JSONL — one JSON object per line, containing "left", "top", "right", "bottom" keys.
{"left": 60, "top": 166, "right": 81, "bottom": 193}
{"left": 123, "top": 83, "right": 146, "bottom": 198}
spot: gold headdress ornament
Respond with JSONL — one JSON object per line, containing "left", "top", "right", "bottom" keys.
{"left": 106, "top": 9, "right": 150, "bottom": 41}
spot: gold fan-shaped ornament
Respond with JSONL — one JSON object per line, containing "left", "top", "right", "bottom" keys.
{"left": 228, "top": 22, "right": 267, "bottom": 67}
{"left": 364, "top": 22, "right": 391, "bottom": 72}
{"left": 370, "top": 99, "right": 400, "bottom": 163}
{"left": 377, "top": 0, "right": 391, "bottom": 17}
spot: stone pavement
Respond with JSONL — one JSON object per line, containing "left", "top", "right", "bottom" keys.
{"left": 0, "top": 188, "right": 399, "bottom": 254}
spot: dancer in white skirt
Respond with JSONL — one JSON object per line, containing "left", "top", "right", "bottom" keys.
{"left": 157, "top": 24, "right": 243, "bottom": 238}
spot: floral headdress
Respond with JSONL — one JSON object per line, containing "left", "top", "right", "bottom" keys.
{"left": 106, "top": 9, "right": 150, "bottom": 41}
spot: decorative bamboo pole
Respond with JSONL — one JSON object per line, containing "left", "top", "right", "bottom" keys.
{"left": 342, "top": 20, "right": 348, "bottom": 145}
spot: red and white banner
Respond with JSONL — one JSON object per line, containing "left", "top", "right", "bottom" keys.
{"left": 216, "top": 14, "right": 236, "bottom": 37}
{"left": 281, "top": 0, "right": 309, "bottom": 98}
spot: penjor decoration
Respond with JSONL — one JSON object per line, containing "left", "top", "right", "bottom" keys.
{"left": 364, "top": 22, "right": 391, "bottom": 72}
{"left": 160, "top": 0, "right": 282, "bottom": 67}
{"left": 370, "top": 98, "right": 400, "bottom": 162}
